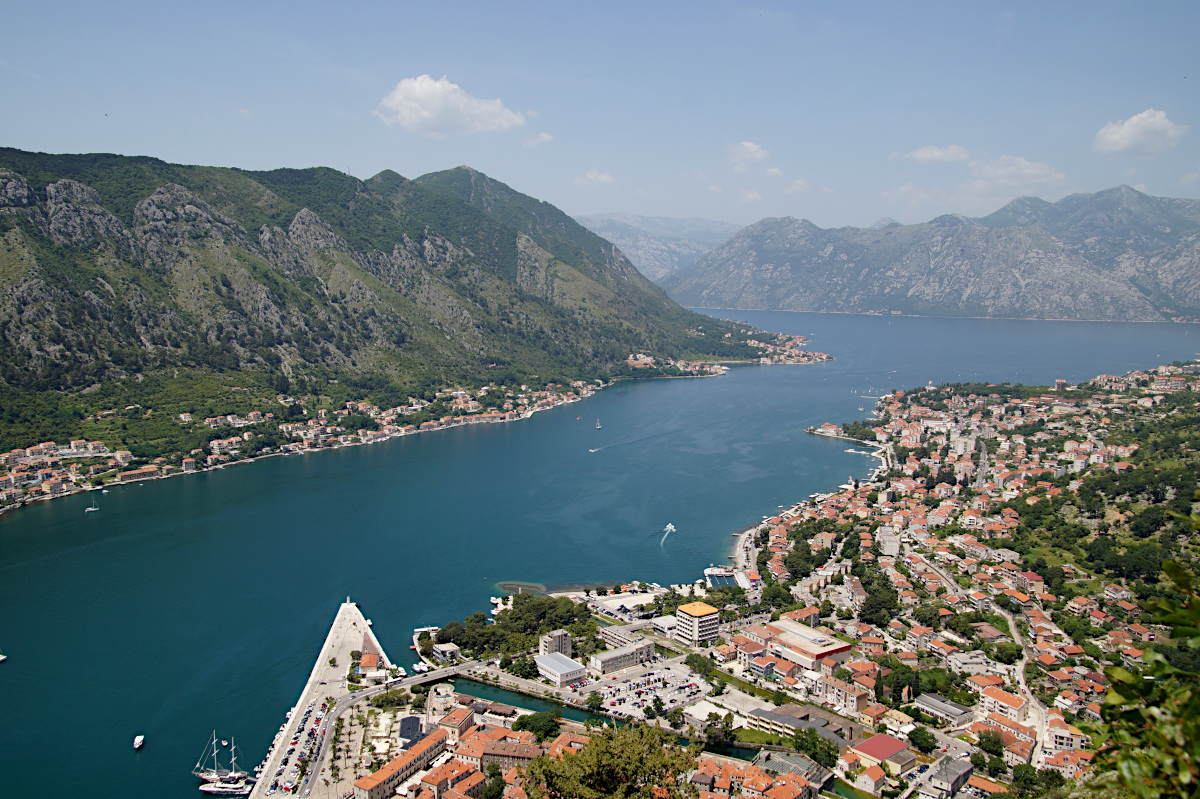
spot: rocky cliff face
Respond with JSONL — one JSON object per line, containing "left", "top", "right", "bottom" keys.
{"left": 663, "top": 187, "right": 1200, "bottom": 321}
{"left": 0, "top": 150, "right": 746, "bottom": 394}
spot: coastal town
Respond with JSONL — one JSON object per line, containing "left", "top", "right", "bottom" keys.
{"left": 0, "top": 334, "right": 831, "bottom": 517}
{"left": 238, "top": 360, "right": 1200, "bottom": 799}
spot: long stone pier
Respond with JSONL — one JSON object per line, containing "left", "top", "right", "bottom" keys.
{"left": 249, "top": 598, "right": 392, "bottom": 798}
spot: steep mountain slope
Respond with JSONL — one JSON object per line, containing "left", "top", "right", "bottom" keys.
{"left": 0, "top": 149, "right": 759, "bottom": 401}
{"left": 574, "top": 213, "right": 741, "bottom": 282}
{"left": 663, "top": 187, "right": 1200, "bottom": 321}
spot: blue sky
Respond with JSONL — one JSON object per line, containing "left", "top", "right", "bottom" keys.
{"left": 3, "top": 1, "right": 1197, "bottom": 227}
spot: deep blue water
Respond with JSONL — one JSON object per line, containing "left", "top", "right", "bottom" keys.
{"left": 1, "top": 311, "right": 1196, "bottom": 797}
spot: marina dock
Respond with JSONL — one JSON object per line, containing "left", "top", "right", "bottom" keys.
{"left": 248, "top": 598, "right": 393, "bottom": 798}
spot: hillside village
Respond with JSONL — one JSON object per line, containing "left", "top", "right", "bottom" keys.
{"left": 366, "top": 361, "right": 1200, "bottom": 799}
{"left": 0, "top": 329, "right": 836, "bottom": 515}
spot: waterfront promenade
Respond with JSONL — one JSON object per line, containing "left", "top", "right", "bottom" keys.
{"left": 249, "top": 599, "right": 393, "bottom": 798}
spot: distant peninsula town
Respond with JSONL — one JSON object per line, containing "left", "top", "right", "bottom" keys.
{"left": 219, "top": 361, "right": 1198, "bottom": 799}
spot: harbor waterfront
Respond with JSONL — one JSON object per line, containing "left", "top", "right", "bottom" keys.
{"left": 2, "top": 311, "right": 1199, "bottom": 798}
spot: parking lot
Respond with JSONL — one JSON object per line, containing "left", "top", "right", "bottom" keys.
{"left": 587, "top": 658, "right": 711, "bottom": 718}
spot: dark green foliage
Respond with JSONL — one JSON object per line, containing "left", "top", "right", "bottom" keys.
{"left": 684, "top": 654, "right": 716, "bottom": 678}
{"left": 436, "top": 594, "right": 594, "bottom": 657}
{"left": 978, "top": 729, "right": 1004, "bottom": 756}
{"left": 908, "top": 726, "right": 937, "bottom": 753}
{"left": 791, "top": 726, "right": 838, "bottom": 768}
{"left": 512, "top": 710, "right": 562, "bottom": 742}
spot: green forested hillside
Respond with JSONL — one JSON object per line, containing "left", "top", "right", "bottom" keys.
{"left": 0, "top": 148, "right": 763, "bottom": 451}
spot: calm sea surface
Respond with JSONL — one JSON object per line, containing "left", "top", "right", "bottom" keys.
{"left": 1, "top": 311, "right": 1197, "bottom": 797}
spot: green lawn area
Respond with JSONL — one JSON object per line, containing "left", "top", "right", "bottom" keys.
{"left": 734, "top": 728, "right": 786, "bottom": 746}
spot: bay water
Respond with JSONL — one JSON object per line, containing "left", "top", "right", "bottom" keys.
{"left": 1, "top": 311, "right": 1196, "bottom": 797}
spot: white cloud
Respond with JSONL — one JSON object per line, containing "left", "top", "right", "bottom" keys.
{"left": 375, "top": 74, "right": 526, "bottom": 137}
{"left": 574, "top": 169, "right": 614, "bottom": 186}
{"left": 238, "top": 108, "right": 252, "bottom": 119}
{"left": 708, "top": 184, "right": 723, "bottom": 195}
{"left": 967, "top": 155, "right": 1066, "bottom": 191}
{"left": 523, "top": 132, "right": 554, "bottom": 148}
{"left": 728, "top": 141, "right": 769, "bottom": 174}
{"left": 786, "top": 179, "right": 809, "bottom": 194}
{"left": 765, "top": 166, "right": 784, "bottom": 178}
{"left": 1182, "top": 165, "right": 1200, "bottom": 186}
{"left": 902, "top": 144, "right": 971, "bottom": 163}
{"left": 738, "top": 189, "right": 763, "bottom": 204}
{"left": 1094, "top": 108, "right": 1187, "bottom": 155}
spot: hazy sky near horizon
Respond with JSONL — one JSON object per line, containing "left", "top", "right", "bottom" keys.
{"left": 3, "top": 1, "right": 1197, "bottom": 227}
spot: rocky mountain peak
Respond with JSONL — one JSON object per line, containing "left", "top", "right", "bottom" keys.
{"left": 0, "top": 169, "right": 36, "bottom": 208}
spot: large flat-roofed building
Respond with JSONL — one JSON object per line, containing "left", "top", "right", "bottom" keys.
{"left": 589, "top": 639, "right": 655, "bottom": 675}
{"left": 353, "top": 729, "right": 448, "bottom": 799}
{"left": 534, "top": 652, "right": 587, "bottom": 687}
{"left": 676, "top": 601, "right": 721, "bottom": 646}
{"left": 599, "top": 624, "right": 641, "bottom": 649}
{"left": 761, "top": 618, "right": 853, "bottom": 670}
{"left": 914, "top": 693, "right": 974, "bottom": 727}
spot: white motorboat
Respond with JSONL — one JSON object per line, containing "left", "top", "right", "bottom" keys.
{"left": 133, "top": 735, "right": 145, "bottom": 750}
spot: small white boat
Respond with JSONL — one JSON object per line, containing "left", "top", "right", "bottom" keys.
{"left": 596, "top": 419, "right": 602, "bottom": 430}
{"left": 134, "top": 735, "right": 145, "bottom": 750}
{"left": 0, "top": 649, "right": 7, "bottom": 663}
{"left": 85, "top": 497, "right": 99, "bottom": 513}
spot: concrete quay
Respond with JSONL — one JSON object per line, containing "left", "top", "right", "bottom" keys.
{"left": 249, "top": 598, "right": 392, "bottom": 798}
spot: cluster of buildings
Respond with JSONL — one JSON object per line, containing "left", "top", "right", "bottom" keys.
{"left": 0, "top": 438, "right": 111, "bottom": 504}
{"left": 352, "top": 684, "right": 594, "bottom": 799}
{"left": 671, "top": 366, "right": 1194, "bottom": 797}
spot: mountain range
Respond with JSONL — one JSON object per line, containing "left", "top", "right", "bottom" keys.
{"left": 575, "top": 213, "right": 741, "bottom": 282}
{"left": 660, "top": 186, "right": 1200, "bottom": 322}
{"left": 0, "top": 149, "right": 759, "bottom": 405}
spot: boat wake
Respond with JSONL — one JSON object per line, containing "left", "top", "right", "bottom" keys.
{"left": 660, "top": 523, "right": 676, "bottom": 551}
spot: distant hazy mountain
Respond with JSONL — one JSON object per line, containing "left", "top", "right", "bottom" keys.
{"left": 575, "top": 213, "right": 742, "bottom": 283}
{"left": 661, "top": 186, "right": 1200, "bottom": 322}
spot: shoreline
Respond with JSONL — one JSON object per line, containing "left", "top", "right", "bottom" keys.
{"left": 0, "top": 355, "right": 838, "bottom": 522}
{"left": 692, "top": 306, "right": 1200, "bottom": 324}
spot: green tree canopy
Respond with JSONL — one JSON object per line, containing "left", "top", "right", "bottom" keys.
{"left": 512, "top": 710, "right": 562, "bottom": 742}
{"left": 524, "top": 724, "right": 700, "bottom": 799}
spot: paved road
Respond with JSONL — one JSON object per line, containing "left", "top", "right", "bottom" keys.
{"left": 994, "top": 606, "right": 1048, "bottom": 760}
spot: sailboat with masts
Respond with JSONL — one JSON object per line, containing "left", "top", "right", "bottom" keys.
{"left": 193, "top": 731, "right": 251, "bottom": 786}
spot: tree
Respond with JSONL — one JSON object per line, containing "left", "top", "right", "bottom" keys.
{"left": 685, "top": 654, "right": 715, "bottom": 678}
{"left": 585, "top": 692, "right": 603, "bottom": 712}
{"left": 525, "top": 724, "right": 700, "bottom": 799}
{"left": 993, "top": 642, "right": 1024, "bottom": 665}
{"left": 1099, "top": 559, "right": 1200, "bottom": 797}
{"left": 791, "top": 727, "right": 838, "bottom": 768}
{"left": 762, "top": 583, "right": 791, "bottom": 609}
{"left": 704, "top": 712, "right": 734, "bottom": 746}
{"left": 513, "top": 710, "right": 562, "bottom": 742}
{"left": 908, "top": 726, "right": 937, "bottom": 754}
{"left": 914, "top": 604, "right": 941, "bottom": 630}
{"left": 481, "top": 763, "right": 505, "bottom": 799}
{"left": 860, "top": 587, "right": 900, "bottom": 627}
{"left": 978, "top": 729, "right": 1005, "bottom": 757}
